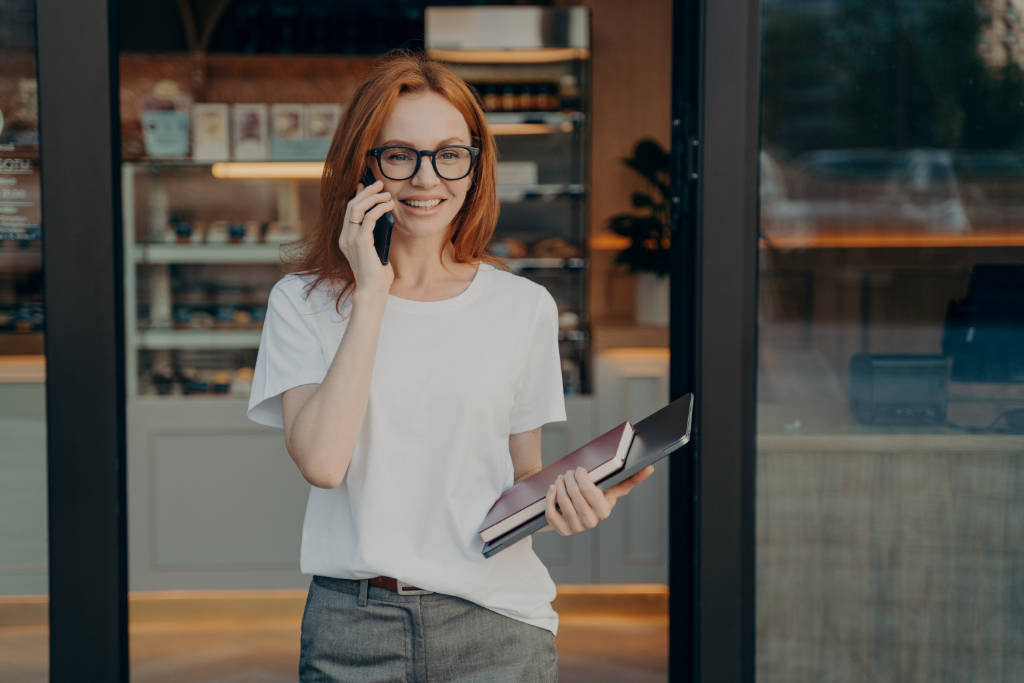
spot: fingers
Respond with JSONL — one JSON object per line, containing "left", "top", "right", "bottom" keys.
{"left": 604, "top": 465, "right": 655, "bottom": 501}
{"left": 545, "top": 466, "right": 655, "bottom": 538}
{"left": 340, "top": 180, "right": 390, "bottom": 255}
{"left": 347, "top": 186, "right": 391, "bottom": 226}
{"left": 545, "top": 482, "right": 571, "bottom": 536}
{"left": 361, "top": 198, "right": 395, "bottom": 229}
{"left": 564, "top": 467, "right": 611, "bottom": 527}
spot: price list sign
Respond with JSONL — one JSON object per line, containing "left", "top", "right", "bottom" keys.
{"left": 0, "top": 73, "right": 40, "bottom": 244}
{"left": 1, "top": 32, "right": 45, "bottom": 349}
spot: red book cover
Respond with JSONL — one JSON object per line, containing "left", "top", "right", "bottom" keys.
{"left": 478, "top": 421, "right": 634, "bottom": 542}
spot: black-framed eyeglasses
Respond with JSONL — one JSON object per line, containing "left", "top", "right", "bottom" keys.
{"left": 366, "top": 144, "right": 480, "bottom": 181}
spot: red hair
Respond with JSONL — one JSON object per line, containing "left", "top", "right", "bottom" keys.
{"left": 287, "top": 50, "right": 509, "bottom": 311}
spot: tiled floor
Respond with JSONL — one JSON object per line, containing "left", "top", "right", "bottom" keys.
{"left": 0, "top": 614, "right": 668, "bottom": 682}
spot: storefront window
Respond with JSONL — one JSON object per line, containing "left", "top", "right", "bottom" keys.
{"left": 757, "top": 0, "right": 1024, "bottom": 679}
{"left": 0, "top": 0, "right": 48, "bottom": 676}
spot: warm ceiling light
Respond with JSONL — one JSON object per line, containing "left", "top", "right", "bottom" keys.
{"left": 427, "top": 48, "right": 590, "bottom": 63}
{"left": 490, "top": 121, "right": 578, "bottom": 136}
{"left": 210, "top": 162, "right": 324, "bottom": 179}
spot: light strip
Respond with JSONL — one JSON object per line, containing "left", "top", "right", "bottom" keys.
{"left": 491, "top": 123, "right": 574, "bottom": 136}
{"left": 427, "top": 47, "right": 590, "bottom": 64}
{"left": 211, "top": 162, "right": 324, "bottom": 179}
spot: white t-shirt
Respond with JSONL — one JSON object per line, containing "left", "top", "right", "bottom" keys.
{"left": 247, "top": 262, "right": 567, "bottom": 635}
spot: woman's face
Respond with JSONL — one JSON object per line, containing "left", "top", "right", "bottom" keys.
{"left": 370, "top": 90, "right": 474, "bottom": 241}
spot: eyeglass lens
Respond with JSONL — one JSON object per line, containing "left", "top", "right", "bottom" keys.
{"left": 378, "top": 146, "right": 473, "bottom": 180}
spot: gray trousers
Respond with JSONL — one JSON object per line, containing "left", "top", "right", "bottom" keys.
{"left": 300, "top": 575, "right": 558, "bottom": 682}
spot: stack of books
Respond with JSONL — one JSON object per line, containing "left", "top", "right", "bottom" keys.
{"left": 479, "top": 393, "right": 694, "bottom": 557}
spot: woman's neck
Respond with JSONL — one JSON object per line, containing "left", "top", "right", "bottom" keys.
{"left": 389, "top": 241, "right": 476, "bottom": 293}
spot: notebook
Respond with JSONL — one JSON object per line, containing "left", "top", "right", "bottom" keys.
{"left": 478, "top": 421, "right": 635, "bottom": 542}
{"left": 481, "top": 393, "right": 694, "bottom": 558}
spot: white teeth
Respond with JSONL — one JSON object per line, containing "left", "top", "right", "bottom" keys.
{"left": 403, "top": 199, "right": 442, "bottom": 208}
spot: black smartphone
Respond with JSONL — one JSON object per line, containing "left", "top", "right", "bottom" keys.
{"left": 361, "top": 169, "right": 394, "bottom": 265}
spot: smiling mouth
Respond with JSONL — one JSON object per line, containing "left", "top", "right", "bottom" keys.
{"left": 401, "top": 198, "right": 445, "bottom": 209}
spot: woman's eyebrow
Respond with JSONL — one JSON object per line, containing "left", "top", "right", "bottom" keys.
{"left": 380, "top": 137, "right": 468, "bottom": 147}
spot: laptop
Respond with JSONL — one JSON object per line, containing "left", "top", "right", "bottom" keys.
{"left": 482, "top": 392, "right": 694, "bottom": 558}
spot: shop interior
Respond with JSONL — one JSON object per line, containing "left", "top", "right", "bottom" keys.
{"left": 1, "top": 2, "right": 674, "bottom": 680}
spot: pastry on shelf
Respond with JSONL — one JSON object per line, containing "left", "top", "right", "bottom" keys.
{"left": 189, "top": 310, "right": 215, "bottom": 329}
{"left": 233, "top": 309, "right": 254, "bottom": 328}
{"left": 172, "top": 307, "right": 191, "bottom": 330}
{"left": 173, "top": 221, "right": 196, "bottom": 245}
{"left": 179, "top": 367, "right": 208, "bottom": 395}
{"left": 487, "top": 237, "right": 528, "bottom": 259}
{"left": 557, "top": 310, "right": 580, "bottom": 333}
{"left": 215, "top": 306, "right": 236, "bottom": 329}
{"left": 151, "top": 364, "right": 175, "bottom": 395}
{"left": 212, "top": 371, "right": 232, "bottom": 394}
{"left": 531, "top": 237, "right": 580, "bottom": 258}
{"left": 228, "top": 222, "right": 247, "bottom": 244}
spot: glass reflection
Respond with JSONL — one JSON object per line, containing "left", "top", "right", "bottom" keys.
{"left": 0, "top": 0, "right": 48, "bottom": 678}
{"left": 757, "top": 0, "right": 1024, "bottom": 680}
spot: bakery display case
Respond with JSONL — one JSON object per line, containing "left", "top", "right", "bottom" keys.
{"left": 123, "top": 6, "right": 594, "bottom": 400}
{"left": 427, "top": 4, "right": 593, "bottom": 395}
{"left": 123, "top": 161, "right": 311, "bottom": 400}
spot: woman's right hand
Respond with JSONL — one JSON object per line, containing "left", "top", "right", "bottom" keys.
{"left": 339, "top": 179, "right": 395, "bottom": 299}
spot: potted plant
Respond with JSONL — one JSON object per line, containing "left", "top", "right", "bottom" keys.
{"left": 605, "top": 138, "right": 671, "bottom": 325}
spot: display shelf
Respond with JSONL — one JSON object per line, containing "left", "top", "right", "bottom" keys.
{"left": 0, "top": 333, "right": 44, "bottom": 356}
{"left": 487, "top": 111, "right": 585, "bottom": 126}
{"left": 489, "top": 112, "right": 584, "bottom": 135}
{"left": 503, "top": 257, "right": 585, "bottom": 272}
{"left": 136, "top": 329, "right": 261, "bottom": 350}
{"left": 425, "top": 48, "right": 591, "bottom": 64}
{"left": 0, "top": 354, "right": 45, "bottom": 383}
{"left": 0, "top": 250, "right": 42, "bottom": 270}
{"left": 123, "top": 18, "right": 593, "bottom": 395}
{"left": 134, "top": 244, "right": 286, "bottom": 264}
{"left": 497, "top": 183, "right": 585, "bottom": 202}
{"left": 429, "top": 9, "right": 592, "bottom": 395}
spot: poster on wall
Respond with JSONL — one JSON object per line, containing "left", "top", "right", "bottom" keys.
{"left": 0, "top": 72, "right": 40, "bottom": 244}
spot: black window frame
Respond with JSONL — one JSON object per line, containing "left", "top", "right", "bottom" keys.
{"left": 37, "top": 0, "right": 129, "bottom": 679}
{"left": 669, "top": 1, "right": 760, "bottom": 682}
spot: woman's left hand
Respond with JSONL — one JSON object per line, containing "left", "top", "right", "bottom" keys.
{"left": 544, "top": 465, "right": 655, "bottom": 536}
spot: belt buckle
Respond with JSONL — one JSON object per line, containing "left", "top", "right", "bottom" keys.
{"left": 396, "top": 582, "right": 431, "bottom": 595}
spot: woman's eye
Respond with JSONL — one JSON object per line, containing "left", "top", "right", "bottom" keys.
{"left": 386, "top": 152, "right": 411, "bottom": 162}
{"left": 439, "top": 151, "right": 459, "bottom": 160}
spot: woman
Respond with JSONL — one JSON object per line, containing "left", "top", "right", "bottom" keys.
{"left": 247, "top": 51, "right": 654, "bottom": 682}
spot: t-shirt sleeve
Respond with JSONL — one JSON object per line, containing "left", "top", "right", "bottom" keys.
{"left": 247, "top": 278, "right": 328, "bottom": 429}
{"left": 509, "top": 288, "right": 568, "bottom": 434}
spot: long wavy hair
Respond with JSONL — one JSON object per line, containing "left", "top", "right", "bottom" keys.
{"left": 287, "top": 50, "right": 509, "bottom": 312}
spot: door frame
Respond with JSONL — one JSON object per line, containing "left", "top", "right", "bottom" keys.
{"left": 34, "top": 0, "right": 762, "bottom": 678}
{"left": 669, "top": 1, "right": 760, "bottom": 681}
{"left": 37, "top": 0, "right": 129, "bottom": 679}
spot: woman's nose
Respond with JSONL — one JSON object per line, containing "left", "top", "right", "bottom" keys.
{"left": 409, "top": 155, "right": 441, "bottom": 186}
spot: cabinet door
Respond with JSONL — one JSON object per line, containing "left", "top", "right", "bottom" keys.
{"left": 593, "top": 350, "right": 671, "bottom": 583}
{"left": 533, "top": 395, "right": 598, "bottom": 583}
{"left": 128, "top": 399, "right": 310, "bottom": 590}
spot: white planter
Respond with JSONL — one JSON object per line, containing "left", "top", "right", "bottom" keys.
{"left": 634, "top": 271, "right": 669, "bottom": 327}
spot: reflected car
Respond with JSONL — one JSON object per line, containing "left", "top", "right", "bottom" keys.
{"left": 761, "top": 148, "right": 969, "bottom": 237}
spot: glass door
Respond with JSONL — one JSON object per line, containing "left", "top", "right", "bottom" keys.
{"left": 756, "top": 1, "right": 1024, "bottom": 680}
{"left": 0, "top": 0, "right": 48, "bottom": 678}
